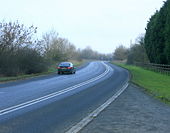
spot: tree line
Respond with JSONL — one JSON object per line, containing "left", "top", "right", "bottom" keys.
{"left": 113, "top": 34, "right": 149, "bottom": 64}
{"left": 145, "top": 0, "right": 170, "bottom": 64}
{"left": 114, "top": 0, "right": 170, "bottom": 65}
{"left": 0, "top": 21, "right": 112, "bottom": 76}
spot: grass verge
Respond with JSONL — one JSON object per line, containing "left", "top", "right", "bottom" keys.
{"left": 114, "top": 63, "right": 170, "bottom": 104}
{"left": 0, "top": 71, "right": 53, "bottom": 83}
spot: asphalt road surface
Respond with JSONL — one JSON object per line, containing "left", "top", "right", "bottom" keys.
{"left": 0, "top": 61, "right": 129, "bottom": 133}
{"left": 80, "top": 84, "right": 170, "bottom": 133}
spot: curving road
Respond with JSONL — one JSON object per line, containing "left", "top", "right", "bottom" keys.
{"left": 0, "top": 61, "right": 129, "bottom": 133}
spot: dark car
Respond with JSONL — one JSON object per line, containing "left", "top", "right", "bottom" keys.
{"left": 57, "top": 62, "right": 76, "bottom": 74}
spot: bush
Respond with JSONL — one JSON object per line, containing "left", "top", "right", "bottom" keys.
{"left": 0, "top": 48, "right": 48, "bottom": 76}
{"left": 0, "top": 21, "right": 49, "bottom": 76}
{"left": 0, "top": 52, "right": 20, "bottom": 76}
{"left": 17, "top": 48, "right": 48, "bottom": 74}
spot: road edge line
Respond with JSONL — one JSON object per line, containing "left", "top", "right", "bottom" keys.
{"left": 65, "top": 83, "right": 129, "bottom": 133}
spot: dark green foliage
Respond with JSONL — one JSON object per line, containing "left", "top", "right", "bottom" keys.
{"left": 0, "top": 52, "right": 20, "bottom": 76}
{"left": 165, "top": 0, "right": 170, "bottom": 64}
{"left": 145, "top": 0, "right": 170, "bottom": 64}
{"left": 0, "top": 48, "right": 48, "bottom": 76}
{"left": 17, "top": 48, "right": 48, "bottom": 74}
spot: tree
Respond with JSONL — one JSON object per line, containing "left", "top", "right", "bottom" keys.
{"left": 113, "top": 45, "right": 128, "bottom": 61}
{"left": 127, "top": 35, "right": 149, "bottom": 64}
{"left": 80, "top": 46, "right": 94, "bottom": 59}
{"left": 0, "top": 21, "right": 37, "bottom": 54}
{"left": 165, "top": 0, "right": 170, "bottom": 64}
{"left": 42, "top": 31, "right": 77, "bottom": 62}
{"left": 145, "top": 0, "right": 170, "bottom": 64}
{"left": 0, "top": 21, "right": 47, "bottom": 76}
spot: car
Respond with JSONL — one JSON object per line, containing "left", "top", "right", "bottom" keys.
{"left": 57, "top": 62, "right": 76, "bottom": 74}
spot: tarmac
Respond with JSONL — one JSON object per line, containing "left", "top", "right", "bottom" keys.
{"left": 79, "top": 84, "right": 170, "bottom": 133}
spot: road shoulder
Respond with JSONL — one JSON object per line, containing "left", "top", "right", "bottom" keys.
{"left": 80, "top": 84, "right": 170, "bottom": 133}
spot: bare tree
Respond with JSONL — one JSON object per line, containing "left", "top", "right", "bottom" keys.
{"left": 127, "top": 34, "right": 149, "bottom": 64}
{"left": 0, "top": 21, "right": 47, "bottom": 76}
{"left": 113, "top": 45, "right": 128, "bottom": 61}
{"left": 0, "top": 21, "right": 37, "bottom": 53}
{"left": 42, "top": 30, "right": 77, "bottom": 62}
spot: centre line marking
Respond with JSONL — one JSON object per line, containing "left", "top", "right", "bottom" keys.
{"left": 0, "top": 62, "right": 112, "bottom": 116}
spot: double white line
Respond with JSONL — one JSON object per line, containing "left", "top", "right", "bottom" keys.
{"left": 0, "top": 62, "right": 111, "bottom": 116}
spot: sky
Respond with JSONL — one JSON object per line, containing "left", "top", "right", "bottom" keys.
{"left": 0, "top": 0, "right": 165, "bottom": 53}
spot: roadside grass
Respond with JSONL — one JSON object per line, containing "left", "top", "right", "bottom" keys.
{"left": 0, "top": 72, "right": 49, "bottom": 83}
{"left": 114, "top": 63, "right": 170, "bottom": 104}
{"left": 0, "top": 60, "right": 85, "bottom": 83}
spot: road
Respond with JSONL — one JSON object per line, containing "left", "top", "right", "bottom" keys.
{"left": 80, "top": 84, "right": 170, "bottom": 133}
{"left": 0, "top": 61, "right": 129, "bottom": 133}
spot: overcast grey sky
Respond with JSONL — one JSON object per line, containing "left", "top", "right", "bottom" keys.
{"left": 0, "top": 0, "right": 165, "bottom": 53}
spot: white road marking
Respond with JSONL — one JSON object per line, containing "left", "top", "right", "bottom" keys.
{"left": 0, "top": 62, "right": 112, "bottom": 116}
{"left": 65, "top": 83, "right": 129, "bottom": 133}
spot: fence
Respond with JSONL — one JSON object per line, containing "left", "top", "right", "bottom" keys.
{"left": 134, "top": 62, "right": 170, "bottom": 75}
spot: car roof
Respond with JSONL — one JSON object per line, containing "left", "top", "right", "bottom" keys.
{"left": 60, "top": 62, "right": 72, "bottom": 64}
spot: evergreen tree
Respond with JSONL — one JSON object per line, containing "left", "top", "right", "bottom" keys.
{"left": 145, "top": 0, "right": 170, "bottom": 64}
{"left": 165, "top": 0, "right": 170, "bottom": 64}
